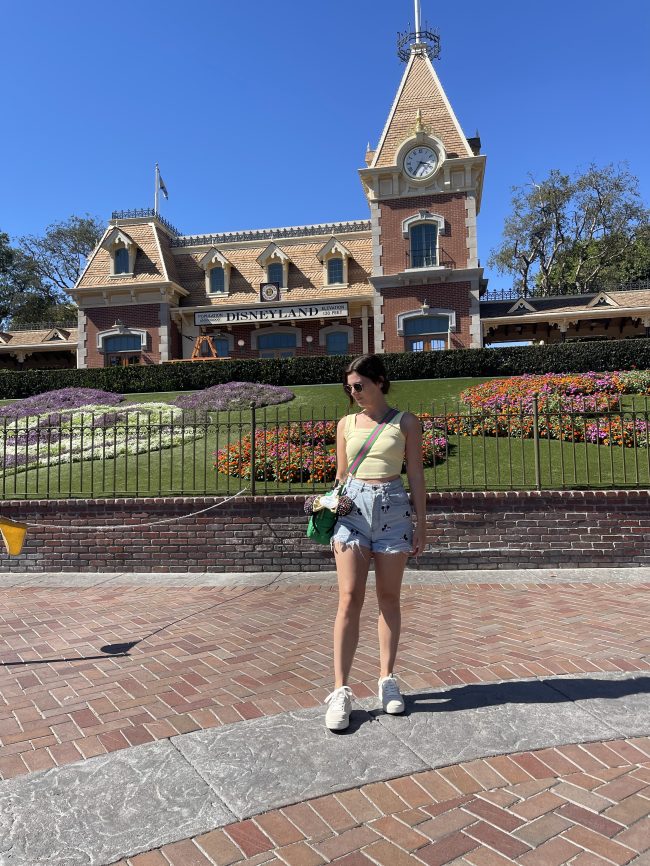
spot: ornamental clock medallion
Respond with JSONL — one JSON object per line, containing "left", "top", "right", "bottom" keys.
{"left": 260, "top": 282, "right": 280, "bottom": 302}
{"left": 404, "top": 145, "right": 438, "bottom": 179}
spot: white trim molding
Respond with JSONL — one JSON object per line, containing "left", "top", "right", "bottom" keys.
{"left": 96, "top": 325, "right": 149, "bottom": 352}
{"left": 317, "top": 237, "right": 353, "bottom": 287}
{"left": 396, "top": 307, "right": 456, "bottom": 337}
{"left": 401, "top": 210, "right": 445, "bottom": 238}
{"left": 101, "top": 228, "right": 139, "bottom": 276}
{"left": 256, "top": 243, "right": 292, "bottom": 289}
{"left": 199, "top": 247, "right": 232, "bottom": 296}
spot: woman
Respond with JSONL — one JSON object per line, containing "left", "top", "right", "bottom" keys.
{"left": 325, "top": 353, "right": 427, "bottom": 731}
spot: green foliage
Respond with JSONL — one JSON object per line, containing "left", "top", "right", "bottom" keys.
{"left": 489, "top": 163, "right": 649, "bottom": 295}
{"left": 3, "top": 340, "right": 650, "bottom": 401}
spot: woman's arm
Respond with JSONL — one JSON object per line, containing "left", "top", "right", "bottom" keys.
{"left": 403, "top": 412, "right": 428, "bottom": 556}
{"left": 335, "top": 415, "right": 349, "bottom": 485}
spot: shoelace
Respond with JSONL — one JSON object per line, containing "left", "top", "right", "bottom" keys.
{"left": 325, "top": 686, "right": 353, "bottom": 709}
{"left": 381, "top": 677, "right": 401, "bottom": 699}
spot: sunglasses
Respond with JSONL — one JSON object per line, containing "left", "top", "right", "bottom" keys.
{"left": 344, "top": 382, "right": 364, "bottom": 394}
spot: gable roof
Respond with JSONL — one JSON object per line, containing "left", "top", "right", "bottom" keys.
{"left": 372, "top": 50, "right": 472, "bottom": 168}
{"left": 77, "top": 222, "right": 167, "bottom": 288}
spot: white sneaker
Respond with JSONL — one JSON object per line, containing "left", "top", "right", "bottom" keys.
{"left": 325, "top": 686, "right": 353, "bottom": 730}
{"left": 378, "top": 674, "right": 405, "bottom": 714}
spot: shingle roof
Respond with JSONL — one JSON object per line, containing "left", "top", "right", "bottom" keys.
{"left": 77, "top": 223, "right": 165, "bottom": 287}
{"left": 0, "top": 328, "right": 78, "bottom": 348}
{"left": 373, "top": 51, "right": 472, "bottom": 168}
{"left": 174, "top": 235, "right": 374, "bottom": 308}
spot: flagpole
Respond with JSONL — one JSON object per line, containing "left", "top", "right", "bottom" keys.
{"left": 414, "top": 0, "right": 421, "bottom": 34}
{"left": 154, "top": 163, "right": 159, "bottom": 214}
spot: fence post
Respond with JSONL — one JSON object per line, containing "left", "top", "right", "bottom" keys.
{"left": 250, "top": 401, "right": 256, "bottom": 496}
{"left": 532, "top": 393, "right": 541, "bottom": 490}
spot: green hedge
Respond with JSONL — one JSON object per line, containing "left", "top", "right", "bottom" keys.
{"left": 1, "top": 339, "right": 649, "bottom": 399}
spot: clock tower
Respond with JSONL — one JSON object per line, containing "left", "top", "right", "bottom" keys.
{"left": 360, "top": 5, "right": 486, "bottom": 352}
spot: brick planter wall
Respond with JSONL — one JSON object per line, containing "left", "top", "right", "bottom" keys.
{"left": 2, "top": 490, "right": 649, "bottom": 572}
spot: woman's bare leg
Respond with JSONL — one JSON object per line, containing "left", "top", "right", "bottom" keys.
{"left": 332, "top": 543, "right": 372, "bottom": 687}
{"left": 374, "top": 552, "right": 408, "bottom": 678}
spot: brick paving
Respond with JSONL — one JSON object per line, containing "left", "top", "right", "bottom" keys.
{"left": 105, "top": 739, "right": 650, "bottom": 865}
{"left": 1, "top": 580, "right": 650, "bottom": 781}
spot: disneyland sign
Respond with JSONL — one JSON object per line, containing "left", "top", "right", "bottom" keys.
{"left": 195, "top": 302, "right": 349, "bottom": 326}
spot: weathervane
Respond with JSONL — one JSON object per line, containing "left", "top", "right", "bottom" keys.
{"left": 397, "top": 0, "right": 440, "bottom": 62}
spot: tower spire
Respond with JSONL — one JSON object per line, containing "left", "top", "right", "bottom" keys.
{"left": 397, "top": 0, "right": 440, "bottom": 62}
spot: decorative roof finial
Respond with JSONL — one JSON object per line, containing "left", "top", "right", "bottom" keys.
{"left": 414, "top": 109, "right": 425, "bottom": 133}
{"left": 397, "top": 0, "right": 440, "bottom": 63}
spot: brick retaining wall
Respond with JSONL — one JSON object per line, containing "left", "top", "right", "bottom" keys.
{"left": 1, "top": 490, "right": 649, "bottom": 572}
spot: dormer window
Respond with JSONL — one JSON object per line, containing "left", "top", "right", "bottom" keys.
{"left": 101, "top": 228, "right": 138, "bottom": 276}
{"left": 209, "top": 267, "right": 225, "bottom": 294}
{"left": 199, "top": 248, "right": 232, "bottom": 296}
{"left": 327, "top": 258, "right": 344, "bottom": 285}
{"left": 256, "top": 243, "right": 291, "bottom": 290}
{"left": 268, "top": 262, "right": 283, "bottom": 287}
{"left": 115, "top": 247, "right": 130, "bottom": 274}
{"left": 317, "top": 237, "right": 352, "bottom": 287}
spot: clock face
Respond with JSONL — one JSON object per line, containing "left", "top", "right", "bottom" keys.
{"left": 260, "top": 282, "right": 280, "bottom": 302}
{"left": 404, "top": 146, "right": 438, "bottom": 179}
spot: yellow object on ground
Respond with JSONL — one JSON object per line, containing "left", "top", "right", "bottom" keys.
{"left": 0, "top": 517, "right": 28, "bottom": 556}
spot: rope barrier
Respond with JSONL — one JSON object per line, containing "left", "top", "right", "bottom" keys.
{"left": 0, "top": 488, "right": 249, "bottom": 554}
{"left": 17, "top": 487, "right": 250, "bottom": 531}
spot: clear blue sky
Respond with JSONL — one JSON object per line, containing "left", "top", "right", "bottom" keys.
{"left": 2, "top": 0, "right": 648, "bottom": 290}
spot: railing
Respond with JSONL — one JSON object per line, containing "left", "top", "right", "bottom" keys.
{"left": 111, "top": 209, "right": 182, "bottom": 237}
{"left": 3, "top": 398, "right": 650, "bottom": 499}
{"left": 169, "top": 220, "right": 372, "bottom": 248}
{"left": 482, "top": 280, "right": 650, "bottom": 302}
{"left": 405, "top": 247, "right": 456, "bottom": 270}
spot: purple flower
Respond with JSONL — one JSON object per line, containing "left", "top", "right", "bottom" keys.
{"left": 0, "top": 388, "right": 123, "bottom": 420}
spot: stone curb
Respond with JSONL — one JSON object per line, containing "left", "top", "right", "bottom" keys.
{"left": 1, "top": 672, "right": 649, "bottom": 866}
{"left": 2, "top": 566, "right": 650, "bottom": 588}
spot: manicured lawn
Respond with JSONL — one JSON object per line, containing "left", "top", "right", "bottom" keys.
{"left": 3, "top": 376, "right": 650, "bottom": 499}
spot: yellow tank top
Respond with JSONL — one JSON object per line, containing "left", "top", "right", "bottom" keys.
{"left": 344, "top": 411, "right": 406, "bottom": 479}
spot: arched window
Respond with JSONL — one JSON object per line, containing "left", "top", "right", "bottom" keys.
{"left": 268, "top": 262, "right": 283, "bottom": 286}
{"left": 403, "top": 314, "right": 449, "bottom": 352}
{"left": 410, "top": 224, "right": 438, "bottom": 268}
{"left": 257, "top": 331, "right": 297, "bottom": 358}
{"left": 326, "top": 331, "right": 349, "bottom": 355}
{"left": 209, "top": 267, "right": 225, "bottom": 293}
{"left": 114, "top": 247, "right": 130, "bottom": 274}
{"left": 327, "top": 258, "right": 344, "bottom": 285}
{"left": 104, "top": 334, "right": 141, "bottom": 353}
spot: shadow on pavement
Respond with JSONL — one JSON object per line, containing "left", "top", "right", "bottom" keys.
{"left": 391, "top": 676, "right": 650, "bottom": 715}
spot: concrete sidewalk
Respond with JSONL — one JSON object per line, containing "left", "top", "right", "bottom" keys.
{"left": 1, "top": 568, "right": 649, "bottom": 865}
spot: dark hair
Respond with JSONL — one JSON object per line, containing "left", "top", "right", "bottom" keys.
{"left": 343, "top": 354, "right": 390, "bottom": 404}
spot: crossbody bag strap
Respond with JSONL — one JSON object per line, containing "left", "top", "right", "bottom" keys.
{"left": 347, "top": 408, "right": 399, "bottom": 476}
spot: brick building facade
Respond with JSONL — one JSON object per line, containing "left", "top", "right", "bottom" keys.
{"left": 71, "top": 31, "right": 487, "bottom": 368}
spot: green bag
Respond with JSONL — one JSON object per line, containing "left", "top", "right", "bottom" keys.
{"left": 306, "top": 507, "right": 338, "bottom": 545}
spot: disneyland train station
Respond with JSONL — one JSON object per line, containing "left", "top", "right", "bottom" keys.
{"left": 3, "top": 17, "right": 649, "bottom": 372}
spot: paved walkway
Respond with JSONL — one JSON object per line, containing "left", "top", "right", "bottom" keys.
{"left": 0, "top": 568, "right": 649, "bottom": 865}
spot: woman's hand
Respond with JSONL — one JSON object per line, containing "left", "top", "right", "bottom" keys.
{"left": 411, "top": 521, "right": 428, "bottom": 557}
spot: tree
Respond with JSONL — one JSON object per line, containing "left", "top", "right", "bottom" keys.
{"left": 19, "top": 214, "right": 104, "bottom": 294}
{"left": 0, "top": 214, "right": 103, "bottom": 328}
{"left": 489, "top": 164, "right": 649, "bottom": 296}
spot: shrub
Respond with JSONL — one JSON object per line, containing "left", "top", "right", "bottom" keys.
{"left": 174, "top": 381, "right": 294, "bottom": 415}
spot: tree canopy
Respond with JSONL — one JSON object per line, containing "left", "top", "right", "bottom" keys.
{"left": 489, "top": 164, "right": 650, "bottom": 296}
{"left": 0, "top": 215, "right": 103, "bottom": 328}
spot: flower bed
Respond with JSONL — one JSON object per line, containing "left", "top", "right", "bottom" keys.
{"left": 174, "top": 382, "right": 294, "bottom": 416}
{"left": 215, "top": 416, "right": 448, "bottom": 483}
{"left": 1, "top": 402, "right": 203, "bottom": 472}
{"left": 448, "top": 371, "right": 650, "bottom": 447}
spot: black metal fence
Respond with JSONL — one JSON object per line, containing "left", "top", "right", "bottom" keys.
{"left": 2, "top": 399, "right": 650, "bottom": 500}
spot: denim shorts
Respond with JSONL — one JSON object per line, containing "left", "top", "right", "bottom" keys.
{"left": 331, "top": 477, "right": 413, "bottom": 554}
